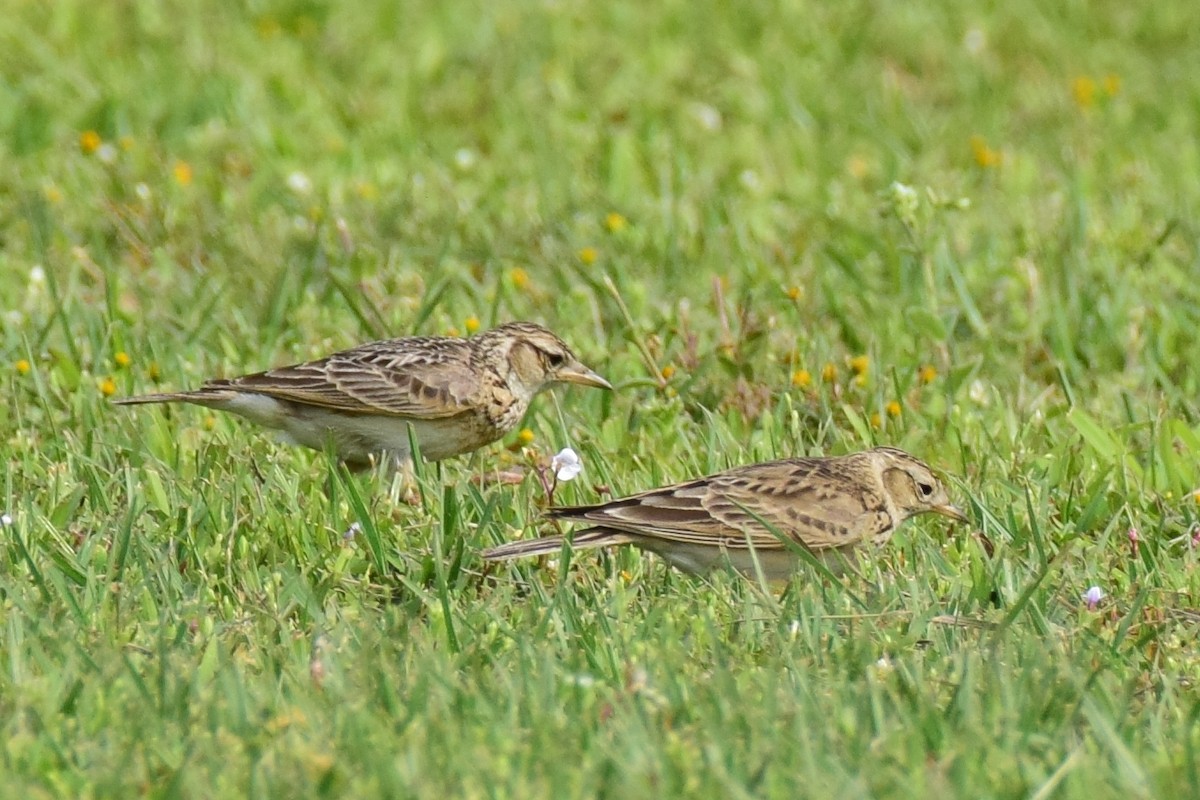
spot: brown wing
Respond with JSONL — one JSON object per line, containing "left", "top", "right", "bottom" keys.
{"left": 202, "top": 337, "right": 482, "bottom": 419}
{"left": 548, "top": 457, "right": 892, "bottom": 551}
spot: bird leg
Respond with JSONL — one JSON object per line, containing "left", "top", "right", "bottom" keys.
{"left": 384, "top": 454, "right": 422, "bottom": 506}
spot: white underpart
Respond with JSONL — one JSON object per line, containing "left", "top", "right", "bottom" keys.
{"left": 639, "top": 539, "right": 858, "bottom": 580}
{"left": 212, "top": 393, "right": 478, "bottom": 463}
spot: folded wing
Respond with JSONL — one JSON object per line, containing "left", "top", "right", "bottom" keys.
{"left": 548, "top": 458, "right": 891, "bottom": 551}
{"left": 206, "top": 338, "right": 481, "bottom": 419}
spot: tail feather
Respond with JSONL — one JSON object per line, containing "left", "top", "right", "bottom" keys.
{"left": 112, "top": 390, "right": 232, "bottom": 407}
{"left": 544, "top": 503, "right": 611, "bottom": 522}
{"left": 482, "top": 528, "right": 633, "bottom": 562}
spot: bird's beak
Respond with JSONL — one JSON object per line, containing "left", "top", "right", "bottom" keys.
{"left": 932, "top": 504, "right": 968, "bottom": 523}
{"left": 555, "top": 363, "right": 613, "bottom": 390}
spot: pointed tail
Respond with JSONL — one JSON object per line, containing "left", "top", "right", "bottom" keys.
{"left": 482, "top": 528, "right": 632, "bottom": 562}
{"left": 111, "top": 392, "right": 193, "bottom": 406}
{"left": 111, "top": 389, "right": 234, "bottom": 407}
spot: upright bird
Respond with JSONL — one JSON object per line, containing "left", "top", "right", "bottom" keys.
{"left": 114, "top": 321, "right": 611, "bottom": 468}
{"left": 483, "top": 447, "right": 966, "bottom": 579}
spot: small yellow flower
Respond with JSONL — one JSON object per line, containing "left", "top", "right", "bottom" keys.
{"left": 869, "top": 412, "right": 882, "bottom": 429}
{"left": 464, "top": 316, "right": 481, "bottom": 334}
{"left": 114, "top": 351, "right": 131, "bottom": 369}
{"left": 785, "top": 285, "right": 803, "bottom": 301}
{"left": 854, "top": 374, "right": 868, "bottom": 388}
{"left": 791, "top": 369, "right": 811, "bottom": 388}
{"left": 265, "top": 708, "right": 308, "bottom": 733}
{"left": 578, "top": 247, "right": 598, "bottom": 265}
{"left": 1102, "top": 74, "right": 1121, "bottom": 97}
{"left": 604, "top": 212, "right": 628, "bottom": 233}
{"left": 885, "top": 400, "right": 902, "bottom": 418}
{"left": 43, "top": 185, "right": 64, "bottom": 204}
{"left": 821, "top": 363, "right": 838, "bottom": 383}
{"left": 517, "top": 428, "right": 535, "bottom": 446}
{"left": 257, "top": 16, "right": 282, "bottom": 38}
{"left": 846, "top": 154, "right": 869, "bottom": 180}
{"left": 173, "top": 161, "right": 193, "bottom": 186}
{"left": 619, "top": 569, "right": 633, "bottom": 584}
{"left": 147, "top": 362, "right": 161, "bottom": 381}
{"left": 295, "top": 15, "right": 318, "bottom": 38}
{"left": 99, "top": 377, "right": 117, "bottom": 397}
{"left": 445, "top": 326, "right": 461, "bottom": 337}
{"left": 79, "top": 131, "right": 101, "bottom": 155}
{"left": 509, "top": 267, "right": 530, "bottom": 291}
{"left": 970, "top": 135, "right": 1001, "bottom": 168}
{"left": 1191, "top": 488, "right": 1200, "bottom": 506}
{"left": 918, "top": 364, "right": 938, "bottom": 384}
{"left": 304, "top": 752, "right": 335, "bottom": 775}
{"left": 1072, "top": 76, "right": 1096, "bottom": 109}
{"left": 204, "top": 415, "right": 217, "bottom": 430}
{"left": 849, "top": 355, "right": 869, "bottom": 377}
{"left": 15, "top": 359, "right": 31, "bottom": 375}
{"left": 660, "top": 365, "right": 675, "bottom": 380}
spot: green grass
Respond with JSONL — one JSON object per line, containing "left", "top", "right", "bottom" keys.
{"left": 4, "top": 0, "right": 1200, "bottom": 796}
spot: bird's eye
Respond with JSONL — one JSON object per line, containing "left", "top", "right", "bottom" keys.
{"left": 546, "top": 352, "right": 568, "bottom": 368}
{"left": 917, "top": 482, "right": 935, "bottom": 497}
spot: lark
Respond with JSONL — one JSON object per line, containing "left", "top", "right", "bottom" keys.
{"left": 114, "top": 322, "right": 611, "bottom": 468}
{"left": 483, "top": 447, "right": 966, "bottom": 579}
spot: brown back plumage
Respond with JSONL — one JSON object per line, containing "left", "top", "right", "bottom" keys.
{"left": 483, "top": 448, "right": 966, "bottom": 576}
{"left": 114, "top": 321, "right": 608, "bottom": 420}
{"left": 545, "top": 455, "right": 892, "bottom": 552}
{"left": 113, "top": 321, "right": 610, "bottom": 465}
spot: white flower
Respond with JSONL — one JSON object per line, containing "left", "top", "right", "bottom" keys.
{"left": 1, "top": 513, "right": 12, "bottom": 526}
{"left": 963, "top": 28, "right": 986, "bottom": 55}
{"left": 690, "top": 102, "right": 723, "bottom": 132}
{"left": 550, "top": 447, "right": 583, "bottom": 482}
{"left": 135, "top": 183, "right": 152, "bottom": 201}
{"left": 96, "top": 143, "right": 118, "bottom": 164}
{"left": 29, "top": 266, "right": 46, "bottom": 285}
{"left": 890, "top": 181, "right": 918, "bottom": 208}
{"left": 968, "top": 379, "right": 990, "bottom": 406}
{"left": 287, "top": 171, "right": 312, "bottom": 195}
{"left": 453, "top": 148, "right": 477, "bottom": 170}
{"left": 343, "top": 522, "right": 361, "bottom": 542}
{"left": 1082, "top": 586, "right": 1105, "bottom": 610}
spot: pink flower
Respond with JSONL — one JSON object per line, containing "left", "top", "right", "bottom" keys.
{"left": 1082, "top": 586, "right": 1105, "bottom": 611}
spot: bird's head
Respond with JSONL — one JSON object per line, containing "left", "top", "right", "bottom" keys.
{"left": 874, "top": 447, "right": 967, "bottom": 523}
{"left": 478, "top": 322, "right": 612, "bottom": 399}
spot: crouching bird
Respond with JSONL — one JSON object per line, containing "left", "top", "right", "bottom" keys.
{"left": 482, "top": 447, "right": 966, "bottom": 579}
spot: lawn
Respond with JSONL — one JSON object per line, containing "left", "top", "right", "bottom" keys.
{"left": 3, "top": 0, "right": 1200, "bottom": 796}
